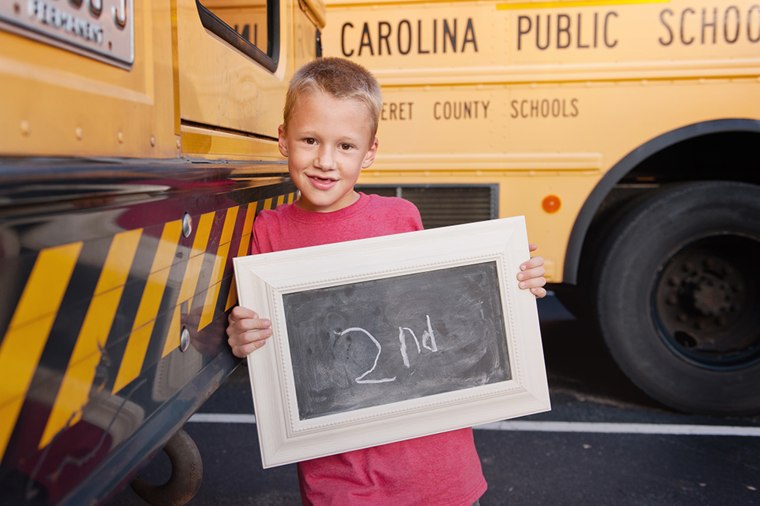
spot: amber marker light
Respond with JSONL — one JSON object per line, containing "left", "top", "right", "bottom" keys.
{"left": 542, "top": 194, "right": 561, "bottom": 213}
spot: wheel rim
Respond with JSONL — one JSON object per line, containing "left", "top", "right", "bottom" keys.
{"left": 654, "top": 234, "right": 760, "bottom": 370}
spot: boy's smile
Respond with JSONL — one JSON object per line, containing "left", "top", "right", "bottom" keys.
{"left": 278, "top": 90, "right": 378, "bottom": 213}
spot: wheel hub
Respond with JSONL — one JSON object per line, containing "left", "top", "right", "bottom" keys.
{"left": 655, "top": 237, "right": 760, "bottom": 369}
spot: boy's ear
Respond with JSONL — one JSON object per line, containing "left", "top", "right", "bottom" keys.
{"left": 277, "top": 125, "right": 288, "bottom": 157}
{"left": 362, "top": 137, "right": 379, "bottom": 168}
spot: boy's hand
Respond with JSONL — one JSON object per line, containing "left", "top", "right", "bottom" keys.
{"left": 226, "top": 306, "right": 273, "bottom": 358}
{"left": 518, "top": 243, "right": 547, "bottom": 298}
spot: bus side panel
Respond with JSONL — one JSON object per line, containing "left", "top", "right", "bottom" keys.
{"left": 0, "top": 162, "right": 296, "bottom": 504}
{"left": 0, "top": 0, "right": 177, "bottom": 158}
{"left": 321, "top": 0, "right": 760, "bottom": 282}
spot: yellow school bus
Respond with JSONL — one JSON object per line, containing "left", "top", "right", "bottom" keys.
{"left": 322, "top": 0, "right": 760, "bottom": 414}
{"left": 0, "top": 0, "right": 323, "bottom": 503}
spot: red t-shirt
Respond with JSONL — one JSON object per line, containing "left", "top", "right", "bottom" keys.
{"left": 251, "top": 193, "right": 487, "bottom": 505}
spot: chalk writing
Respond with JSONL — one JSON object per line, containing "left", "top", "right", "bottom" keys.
{"left": 339, "top": 314, "right": 439, "bottom": 384}
{"left": 338, "top": 327, "right": 397, "bottom": 384}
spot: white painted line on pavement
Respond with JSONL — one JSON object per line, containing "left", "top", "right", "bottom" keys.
{"left": 477, "top": 420, "right": 760, "bottom": 437}
{"left": 190, "top": 413, "right": 256, "bottom": 424}
{"left": 188, "top": 413, "right": 760, "bottom": 437}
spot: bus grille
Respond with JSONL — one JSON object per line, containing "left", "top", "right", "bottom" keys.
{"left": 357, "top": 185, "right": 497, "bottom": 229}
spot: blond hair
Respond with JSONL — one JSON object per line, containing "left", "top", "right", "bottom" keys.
{"left": 283, "top": 57, "right": 383, "bottom": 138}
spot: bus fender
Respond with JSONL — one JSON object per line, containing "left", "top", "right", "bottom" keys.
{"left": 563, "top": 118, "right": 760, "bottom": 285}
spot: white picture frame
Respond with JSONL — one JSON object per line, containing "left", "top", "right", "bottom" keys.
{"left": 233, "top": 216, "right": 550, "bottom": 468}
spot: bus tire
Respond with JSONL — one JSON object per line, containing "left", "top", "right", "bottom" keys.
{"left": 594, "top": 181, "right": 760, "bottom": 414}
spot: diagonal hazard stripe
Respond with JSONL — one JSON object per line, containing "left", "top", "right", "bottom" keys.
{"left": 160, "top": 305, "right": 183, "bottom": 358}
{"left": 199, "top": 206, "right": 240, "bottom": 331}
{"left": 39, "top": 229, "right": 142, "bottom": 448}
{"left": 226, "top": 201, "right": 259, "bottom": 311}
{"left": 0, "top": 242, "right": 82, "bottom": 460}
{"left": 148, "top": 211, "right": 215, "bottom": 363}
{"left": 113, "top": 221, "right": 183, "bottom": 393}
{"left": 176, "top": 212, "right": 215, "bottom": 308}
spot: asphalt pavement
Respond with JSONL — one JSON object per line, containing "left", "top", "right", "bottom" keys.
{"left": 110, "top": 296, "right": 760, "bottom": 505}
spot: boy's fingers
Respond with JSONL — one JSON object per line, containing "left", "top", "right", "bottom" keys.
{"left": 519, "top": 276, "right": 546, "bottom": 288}
{"left": 517, "top": 266, "right": 546, "bottom": 281}
{"left": 528, "top": 243, "right": 538, "bottom": 252}
{"left": 227, "top": 315, "right": 271, "bottom": 332}
{"left": 228, "top": 330, "right": 272, "bottom": 358}
{"left": 530, "top": 287, "right": 548, "bottom": 298}
{"left": 520, "top": 255, "right": 544, "bottom": 270}
{"left": 231, "top": 340, "right": 263, "bottom": 359}
{"left": 229, "top": 306, "right": 256, "bottom": 322}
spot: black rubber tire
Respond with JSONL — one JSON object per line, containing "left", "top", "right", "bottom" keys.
{"left": 131, "top": 429, "right": 203, "bottom": 505}
{"left": 594, "top": 181, "right": 760, "bottom": 414}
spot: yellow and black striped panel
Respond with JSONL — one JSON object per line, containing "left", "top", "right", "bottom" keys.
{"left": 0, "top": 186, "right": 297, "bottom": 502}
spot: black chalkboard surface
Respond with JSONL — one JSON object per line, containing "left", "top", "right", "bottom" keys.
{"left": 283, "top": 261, "right": 510, "bottom": 420}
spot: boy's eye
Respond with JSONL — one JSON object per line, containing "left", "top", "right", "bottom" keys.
{"left": 304, "top": 138, "right": 316, "bottom": 145}
{"left": 339, "top": 143, "right": 353, "bottom": 151}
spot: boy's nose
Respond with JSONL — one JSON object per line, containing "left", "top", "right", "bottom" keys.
{"left": 315, "top": 147, "right": 336, "bottom": 170}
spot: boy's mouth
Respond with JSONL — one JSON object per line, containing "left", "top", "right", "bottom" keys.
{"left": 307, "top": 174, "right": 338, "bottom": 190}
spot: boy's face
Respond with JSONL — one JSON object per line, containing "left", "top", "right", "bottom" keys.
{"left": 278, "top": 90, "right": 378, "bottom": 213}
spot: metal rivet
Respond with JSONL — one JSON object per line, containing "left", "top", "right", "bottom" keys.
{"left": 180, "top": 327, "right": 190, "bottom": 352}
{"left": 150, "top": 135, "right": 156, "bottom": 147}
{"left": 75, "top": 127, "right": 83, "bottom": 140}
{"left": 117, "top": 131, "right": 124, "bottom": 143}
{"left": 182, "top": 212, "right": 193, "bottom": 238}
{"left": 20, "top": 120, "right": 30, "bottom": 136}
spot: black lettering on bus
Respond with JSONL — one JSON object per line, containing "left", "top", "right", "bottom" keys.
{"left": 725, "top": 6, "right": 740, "bottom": 44}
{"left": 517, "top": 15, "right": 531, "bottom": 50}
{"left": 658, "top": 9, "right": 674, "bottom": 46}
{"left": 750, "top": 5, "right": 760, "bottom": 43}
{"left": 359, "top": 23, "right": 373, "bottom": 55}
{"left": 398, "top": 19, "right": 412, "bottom": 54}
{"left": 557, "top": 14, "right": 571, "bottom": 49}
{"left": 658, "top": 5, "right": 760, "bottom": 46}
{"left": 233, "top": 23, "right": 259, "bottom": 45}
{"left": 433, "top": 101, "right": 490, "bottom": 120}
{"left": 418, "top": 20, "right": 430, "bottom": 54}
{"left": 463, "top": 18, "right": 478, "bottom": 52}
{"left": 341, "top": 18, "right": 479, "bottom": 57}
{"left": 433, "top": 19, "right": 438, "bottom": 53}
{"left": 576, "top": 11, "right": 598, "bottom": 49}
{"left": 342, "top": 22, "right": 354, "bottom": 56}
{"left": 536, "top": 15, "right": 550, "bottom": 50}
{"left": 604, "top": 11, "right": 618, "bottom": 48}
{"left": 235, "top": 23, "right": 249, "bottom": 43}
{"left": 509, "top": 98, "right": 580, "bottom": 119}
{"left": 443, "top": 18, "right": 456, "bottom": 53}
{"left": 702, "top": 7, "right": 718, "bottom": 45}
{"left": 379, "top": 21, "right": 392, "bottom": 55}
{"left": 516, "top": 11, "right": 617, "bottom": 51}
{"left": 681, "top": 8, "right": 696, "bottom": 45}
{"left": 381, "top": 102, "right": 414, "bottom": 121}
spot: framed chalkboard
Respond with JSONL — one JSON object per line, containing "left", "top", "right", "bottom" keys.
{"left": 234, "top": 216, "right": 549, "bottom": 468}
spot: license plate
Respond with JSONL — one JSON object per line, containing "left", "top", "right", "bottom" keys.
{"left": 0, "top": 0, "right": 134, "bottom": 67}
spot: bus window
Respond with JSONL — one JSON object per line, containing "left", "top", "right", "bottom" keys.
{"left": 196, "top": 0, "right": 278, "bottom": 70}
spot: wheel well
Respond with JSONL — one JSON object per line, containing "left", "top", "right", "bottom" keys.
{"left": 626, "top": 130, "right": 760, "bottom": 185}
{"left": 565, "top": 120, "right": 760, "bottom": 287}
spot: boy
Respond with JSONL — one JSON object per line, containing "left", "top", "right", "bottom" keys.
{"left": 227, "top": 57, "right": 547, "bottom": 505}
